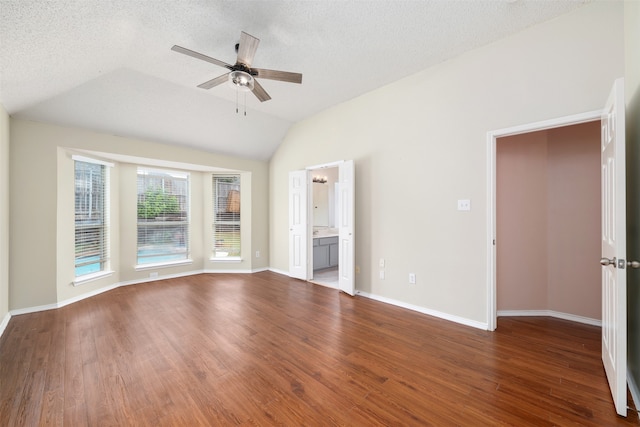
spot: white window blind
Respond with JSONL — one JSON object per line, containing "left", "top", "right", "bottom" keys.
{"left": 74, "top": 159, "right": 109, "bottom": 277}
{"left": 213, "top": 175, "right": 241, "bottom": 258}
{"left": 137, "top": 168, "right": 190, "bottom": 265}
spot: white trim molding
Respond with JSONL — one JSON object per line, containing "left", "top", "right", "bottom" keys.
{"left": 135, "top": 259, "right": 193, "bottom": 271}
{"left": 497, "top": 310, "right": 601, "bottom": 327}
{"left": 356, "top": 290, "right": 488, "bottom": 330}
{"left": 0, "top": 312, "right": 11, "bottom": 338}
{"left": 202, "top": 268, "right": 254, "bottom": 274}
{"left": 268, "top": 267, "right": 291, "bottom": 277}
{"left": 72, "top": 270, "right": 114, "bottom": 287}
{"left": 8, "top": 268, "right": 264, "bottom": 318}
{"left": 629, "top": 369, "right": 640, "bottom": 421}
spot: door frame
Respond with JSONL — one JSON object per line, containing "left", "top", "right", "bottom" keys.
{"left": 306, "top": 161, "right": 343, "bottom": 278}
{"left": 288, "top": 159, "right": 355, "bottom": 295}
{"left": 486, "top": 110, "right": 602, "bottom": 331}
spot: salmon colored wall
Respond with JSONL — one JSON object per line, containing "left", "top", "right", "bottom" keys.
{"left": 497, "top": 130, "right": 549, "bottom": 310}
{"left": 497, "top": 121, "right": 601, "bottom": 320}
{"left": 546, "top": 122, "right": 601, "bottom": 318}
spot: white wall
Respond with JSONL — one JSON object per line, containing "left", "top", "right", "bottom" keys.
{"left": 0, "top": 103, "right": 9, "bottom": 329}
{"left": 10, "top": 119, "right": 269, "bottom": 311}
{"left": 269, "top": 1, "right": 625, "bottom": 326}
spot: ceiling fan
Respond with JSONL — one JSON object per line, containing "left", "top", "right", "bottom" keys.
{"left": 171, "top": 31, "right": 302, "bottom": 102}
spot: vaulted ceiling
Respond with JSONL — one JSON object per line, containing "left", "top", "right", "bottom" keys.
{"left": 0, "top": 0, "right": 589, "bottom": 160}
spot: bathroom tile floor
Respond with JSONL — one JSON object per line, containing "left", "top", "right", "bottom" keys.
{"left": 312, "top": 267, "right": 339, "bottom": 288}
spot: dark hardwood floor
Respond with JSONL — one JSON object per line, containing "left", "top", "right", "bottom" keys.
{"left": 0, "top": 271, "right": 638, "bottom": 426}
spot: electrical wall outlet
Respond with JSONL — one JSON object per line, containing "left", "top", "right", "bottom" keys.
{"left": 379, "top": 258, "right": 385, "bottom": 268}
{"left": 409, "top": 273, "right": 416, "bottom": 284}
{"left": 150, "top": 272, "right": 158, "bottom": 279}
{"left": 256, "top": 250, "right": 260, "bottom": 258}
{"left": 379, "top": 270, "right": 385, "bottom": 279}
{"left": 457, "top": 199, "right": 471, "bottom": 211}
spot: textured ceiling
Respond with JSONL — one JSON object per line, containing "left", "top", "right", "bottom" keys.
{"left": 0, "top": 0, "right": 589, "bottom": 160}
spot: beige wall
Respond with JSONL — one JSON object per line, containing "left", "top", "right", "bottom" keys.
{"left": 10, "top": 119, "right": 269, "bottom": 311}
{"left": 0, "top": 104, "right": 8, "bottom": 325}
{"left": 624, "top": 0, "right": 640, "bottom": 397}
{"left": 497, "top": 122, "right": 600, "bottom": 320}
{"left": 269, "top": 1, "right": 625, "bottom": 325}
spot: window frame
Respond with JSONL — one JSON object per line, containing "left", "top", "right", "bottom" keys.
{"left": 136, "top": 167, "right": 191, "bottom": 269}
{"left": 73, "top": 155, "right": 113, "bottom": 285}
{"left": 211, "top": 174, "right": 241, "bottom": 261}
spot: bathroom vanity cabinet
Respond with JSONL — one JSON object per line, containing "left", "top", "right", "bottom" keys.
{"left": 313, "top": 236, "right": 338, "bottom": 270}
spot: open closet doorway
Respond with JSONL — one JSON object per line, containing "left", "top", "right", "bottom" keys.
{"left": 487, "top": 80, "right": 629, "bottom": 416}
{"left": 495, "top": 121, "right": 601, "bottom": 326}
{"left": 486, "top": 110, "right": 602, "bottom": 331}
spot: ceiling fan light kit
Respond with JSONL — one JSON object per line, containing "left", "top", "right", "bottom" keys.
{"left": 171, "top": 30, "right": 302, "bottom": 114}
{"left": 228, "top": 70, "right": 254, "bottom": 91}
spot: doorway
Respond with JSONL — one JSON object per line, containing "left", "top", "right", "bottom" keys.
{"left": 309, "top": 166, "right": 339, "bottom": 287}
{"left": 495, "top": 121, "right": 601, "bottom": 326}
{"left": 486, "top": 110, "right": 602, "bottom": 331}
{"left": 288, "top": 160, "right": 355, "bottom": 295}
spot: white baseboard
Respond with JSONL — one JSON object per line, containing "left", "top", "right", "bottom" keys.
{"left": 10, "top": 302, "right": 61, "bottom": 316}
{"left": 355, "top": 290, "right": 488, "bottom": 330}
{"left": 8, "top": 268, "right": 264, "bottom": 318}
{"left": 0, "top": 312, "right": 10, "bottom": 338}
{"left": 497, "top": 309, "right": 601, "bottom": 327}
{"left": 268, "top": 267, "right": 291, "bottom": 277}
{"left": 202, "top": 269, "right": 254, "bottom": 274}
{"left": 629, "top": 369, "right": 640, "bottom": 420}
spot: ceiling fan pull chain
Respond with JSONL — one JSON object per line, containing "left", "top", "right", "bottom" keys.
{"left": 236, "top": 89, "right": 239, "bottom": 114}
{"left": 244, "top": 92, "right": 247, "bottom": 116}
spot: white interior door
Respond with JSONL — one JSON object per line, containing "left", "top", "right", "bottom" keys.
{"left": 338, "top": 160, "right": 355, "bottom": 295}
{"left": 289, "top": 170, "right": 308, "bottom": 281}
{"left": 600, "top": 77, "right": 627, "bottom": 417}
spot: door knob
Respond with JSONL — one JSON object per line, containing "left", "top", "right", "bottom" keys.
{"left": 600, "top": 257, "right": 616, "bottom": 267}
{"left": 628, "top": 260, "right": 640, "bottom": 269}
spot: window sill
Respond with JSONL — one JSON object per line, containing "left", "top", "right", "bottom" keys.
{"left": 73, "top": 270, "right": 114, "bottom": 287}
{"left": 135, "top": 259, "right": 193, "bottom": 271}
{"left": 209, "top": 257, "right": 242, "bottom": 263}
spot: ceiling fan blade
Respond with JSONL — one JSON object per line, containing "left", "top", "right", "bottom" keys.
{"left": 171, "top": 45, "right": 232, "bottom": 70}
{"left": 237, "top": 31, "right": 260, "bottom": 67}
{"left": 251, "top": 80, "right": 271, "bottom": 102}
{"left": 197, "top": 73, "right": 230, "bottom": 89}
{"left": 253, "top": 68, "right": 302, "bottom": 84}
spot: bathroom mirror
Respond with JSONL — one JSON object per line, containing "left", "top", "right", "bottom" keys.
{"left": 313, "top": 182, "right": 329, "bottom": 226}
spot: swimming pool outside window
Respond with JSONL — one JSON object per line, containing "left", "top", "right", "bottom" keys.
{"left": 212, "top": 175, "right": 241, "bottom": 259}
{"left": 74, "top": 157, "right": 110, "bottom": 278}
{"left": 137, "top": 167, "right": 190, "bottom": 266}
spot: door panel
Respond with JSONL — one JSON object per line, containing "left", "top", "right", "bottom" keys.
{"left": 289, "top": 170, "right": 308, "bottom": 280}
{"left": 338, "top": 160, "right": 355, "bottom": 295}
{"left": 601, "top": 78, "right": 626, "bottom": 416}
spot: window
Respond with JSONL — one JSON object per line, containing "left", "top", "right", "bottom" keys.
{"left": 213, "top": 175, "right": 240, "bottom": 258}
{"left": 74, "top": 158, "right": 109, "bottom": 277}
{"left": 137, "top": 168, "right": 189, "bottom": 265}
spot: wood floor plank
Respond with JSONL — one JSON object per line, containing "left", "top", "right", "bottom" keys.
{"left": 1, "top": 271, "right": 639, "bottom": 426}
